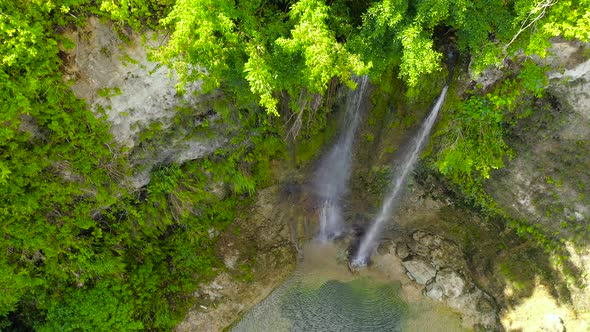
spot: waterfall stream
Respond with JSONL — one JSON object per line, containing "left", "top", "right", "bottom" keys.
{"left": 315, "top": 75, "right": 369, "bottom": 241}
{"left": 352, "top": 86, "right": 449, "bottom": 266}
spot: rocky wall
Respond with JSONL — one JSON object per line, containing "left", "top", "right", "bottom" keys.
{"left": 61, "top": 17, "right": 226, "bottom": 188}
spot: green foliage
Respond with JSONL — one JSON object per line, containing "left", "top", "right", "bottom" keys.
{"left": 40, "top": 281, "right": 143, "bottom": 331}
{"left": 157, "top": 0, "right": 370, "bottom": 117}
{"left": 276, "top": 0, "right": 368, "bottom": 92}
{"left": 434, "top": 60, "right": 546, "bottom": 197}
{"left": 398, "top": 24, "right": 442, "bottom": 86}
{"left": 245, "top": 43, "right": 280, "bottom": 115}
{"left": 157, "top": 0, "right": 240, "bottom": 93}
{"left": 436, "top": 91, "right": 513, "bottom": 187}
{"left": 0, "top": 1, "right": 288, "bottom": 329}
{"left": 543, "top": 0, "right": 590, "bottom": 40}
{"left": 154, "top": 0, "right": 589, "bottom": 112}
{"left": 518, "top": 60, "right": 547, "bottom": 98}
{"left": 0, "top": 0, "right": 122, "bottom": 319}
{"left": 98, "top": 0, "right": 173, "bottom": 29}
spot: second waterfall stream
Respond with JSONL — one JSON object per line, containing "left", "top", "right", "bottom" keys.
{"left": 352, "top": 85, "right": 450, "bottom": 266}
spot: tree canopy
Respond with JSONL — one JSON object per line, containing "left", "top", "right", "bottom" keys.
{"left": 151, "top": 0, "right": 590, "bottom": 115}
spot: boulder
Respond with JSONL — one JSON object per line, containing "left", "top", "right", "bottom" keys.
{"left": 429, "top": 241, "right": 464, "bottom": 270}
{"left": 425, "top": 281, "right": 444, "bottom": 301}
{"left": 402, "top": 259, "right": 436, "bottom": 285}
{"left": 448, "top": 289, "right": 499, "bottom": 329}
{"left": 412, "top": 243, "right": 431, "bottom": 257}
{"left": 396, "top": 243, "right": 411, "bottom": 260}
{"left": 436, "top": 268, "right": 465, "bottom": 298}
{"left": 413, "top": 231, "right": 442, "bottom": 249}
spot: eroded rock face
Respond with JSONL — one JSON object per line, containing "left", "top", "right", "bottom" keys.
{"left": 482, "top": 43, "right": 590, "bottom": 325}
{"left": 425, "top": 281, "right": 444, "bottom": 301}
{"left": 62, "top": 17, "right": 226, "bottom": 188}
{"left": 471, "top": 65, "right": 505, "bottom": 90}
{"left": 469, "top": 41, "right": 590, "bottom": 331}
{"left": 402, "top": 259, "right": 436, "bottom": 285}
{"left": 486, "top": 40, "right": 590, "bottom": 244}
{"left": 63, "top": 17, "right": 195, "bottom": 148}
{"left": 447, "top": 288, "right": 497, "bottom": 329}
{"left": 176, "top": 185, "right": 306, "bottom": 332}
{"left": 436, "top": 268, "right": 465, "bottom": 298}
{"left": 396, "top": 230, "right": 501, "bottom": 330}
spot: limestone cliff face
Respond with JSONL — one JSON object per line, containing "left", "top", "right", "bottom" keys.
{"left": 61, "top": 17, "right": 226, "bottom": 188}
{"left": 341, "top": 41, "right": 590, "bottom": 330}
{"left": 176, "top": 185, "right": 309, "bottom": 332}
{"left": 61, "top": 19, "right": 588, "bottom": 247}
{"left": 60, "top": 19, "right": 306, "bottom": 332}
{"left": 487, "top": 40, "right": 590, "bottom": 246}
{"left": 480, "top": 40, "right": 590, "bottom": 328}
{"left": 61, "top": 19, "right": 590, "bottom": 329}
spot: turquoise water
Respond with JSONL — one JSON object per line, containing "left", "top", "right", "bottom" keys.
{"left": 231, "top": 243, "right": 468, "bottom": 332}
{"left": 281, "top": 278, "right": 406, "bottom": 331}
{"left": 232, "top": 277, "right": 406, "bottom": 331}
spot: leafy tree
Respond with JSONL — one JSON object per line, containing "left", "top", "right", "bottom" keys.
{"left": 157, "top": 0, "right": 369, "bottom": 116}
{"left": 155, "top": 0, "right": 589, "bottom": 113}
{"left": 99, "top": 0, "right": 172, "bottom": 29}
{"left": 0, "top": 1, "right": 262, "bottom": 329}
{"left": 434, "top": 59, "right": 548, "bottom": 202}
{"left": 40, "top": 281, "right": 143, "bottom": 332}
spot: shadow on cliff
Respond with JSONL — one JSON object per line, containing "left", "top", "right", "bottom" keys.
{"left": 413, "top": 164, "right": 581, "bottom": 315}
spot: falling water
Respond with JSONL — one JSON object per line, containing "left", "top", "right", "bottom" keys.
{"left": 316, "top": 75, "right": 369, "bottom": 242}
{"left": 352, "top": 86, "right": 449, "bottom": 266}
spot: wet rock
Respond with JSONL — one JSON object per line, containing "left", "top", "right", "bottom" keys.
{"left": 410, "top": 242, "right": 431, "bottom": 257}
{"left": 425, "top": 281, "right": 444, "bottom": 301}
{"left": 402, "top": 259, "right": 436, "bottom": 285}
{"left": 430, "top": 242, "right": 464, "bottom": 270}
{"left": 396, "top": 243, "right": 410, "bottom": 260}
{"left": 448, "top": 289, "right": 499, "bottom": 330}
{"left": 436, "top": 268, "right": 465, "bottom": 298}
{"left": 413, "top": 231, "right": 441, "bottom": 249}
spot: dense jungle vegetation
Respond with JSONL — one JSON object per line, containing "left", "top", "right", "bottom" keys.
{"left": 1, "top": 0, "right": 589, "bottom": 330}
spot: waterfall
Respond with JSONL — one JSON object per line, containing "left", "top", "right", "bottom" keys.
{"left": 352, "top": 86, "right": 449, "bottom": 265}
{"left": 316, "top": 75, "right": 369, "bottom": 242}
